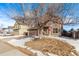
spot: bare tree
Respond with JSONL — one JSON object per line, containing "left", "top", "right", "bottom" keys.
{"left": 0, "top": 3, "right": 77, "bottom": 36}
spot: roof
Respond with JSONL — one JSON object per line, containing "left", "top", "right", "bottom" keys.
{"left": 27, "top": 27, "right": 38, "bottom": 31}
{"left": 41, "top": 14, "right": 62, "bottom": 26}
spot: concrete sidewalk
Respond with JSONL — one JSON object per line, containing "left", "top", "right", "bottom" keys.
{"left": 0, "top": 35, "right": 25, "bottom": 39}
{"left": 0, "top": 40, "right": 27, "bottom": 56}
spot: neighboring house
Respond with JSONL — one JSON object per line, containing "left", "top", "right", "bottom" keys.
{"left": 62, "top": 28, "right": 79, "bottom": 39}
{"left": 71, "top": 29, "right": 79, "bottom": 39}
{"left": 0, "top": 26, "right": 13, "bottom": 36}
{"left": 0, "top": 28, "right": 4, "bottom": 35}
{"left": 13, "top": 22, "right": 28, "bottom": 35}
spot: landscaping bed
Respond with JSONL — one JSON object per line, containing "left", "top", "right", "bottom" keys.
{"left": 25, "top": 38, "right": 79, "bottom": 56}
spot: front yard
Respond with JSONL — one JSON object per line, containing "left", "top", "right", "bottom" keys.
{"left": 25, "top": 37, "right": 79, "bottom": 56}
{"left": 0, "top": 35, "right": 79, "bottom": 56}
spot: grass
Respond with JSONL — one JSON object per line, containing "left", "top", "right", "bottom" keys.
{"left": 25, "top": 38, "right": 79, "bottom": 56}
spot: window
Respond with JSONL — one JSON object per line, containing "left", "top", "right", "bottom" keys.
{"left": 53, "top": 28, "right": 58, "bottom": 33}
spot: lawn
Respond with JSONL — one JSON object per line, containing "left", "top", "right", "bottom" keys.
{"left": 25, "top": 38, "right": 79, "bottom": 56}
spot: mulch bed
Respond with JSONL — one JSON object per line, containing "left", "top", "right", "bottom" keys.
{"left": 25, "top": 38, "right": 79, "bottom": 56}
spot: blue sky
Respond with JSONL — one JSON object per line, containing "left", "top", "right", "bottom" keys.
{"left": 0, "top": 3, "right": 79, "bottom": 31}
{"left": 0, "top": 3, "right": 46, "bottom": 28}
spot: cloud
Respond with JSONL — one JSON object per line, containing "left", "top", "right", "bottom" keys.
{"left": 0, "top": 18, "right": 15, "bottom": 28}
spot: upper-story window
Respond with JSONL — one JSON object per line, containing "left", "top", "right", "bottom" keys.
{"left": 53, "top": 28, "right": 58, "bottom": 33}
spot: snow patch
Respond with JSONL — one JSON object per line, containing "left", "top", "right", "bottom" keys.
{"left": 7, "top": 37, "right": 33, "bottom": 46}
